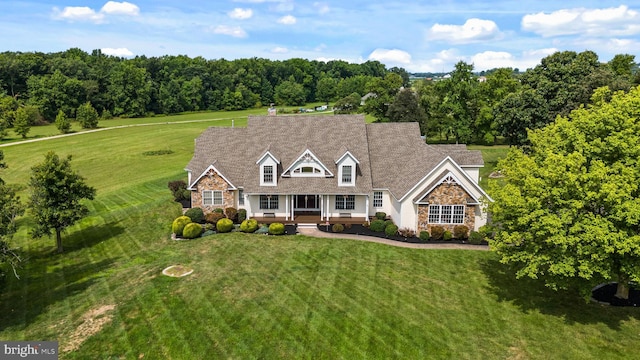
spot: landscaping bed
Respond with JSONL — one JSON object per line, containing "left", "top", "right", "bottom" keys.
{"left": 317, "top": 224, "right": 486, "bottom": 245}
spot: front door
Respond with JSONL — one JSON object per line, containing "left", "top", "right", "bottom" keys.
{"left": 294, "top": 195, "right": 320, "bottom": 215}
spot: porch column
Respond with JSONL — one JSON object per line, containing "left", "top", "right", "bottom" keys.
{"left": 291, "top": 195, "right": 295, "bottom": 221}
{"left": 285, "top": 195, "right": 289, "bottom": 221}
{"left": 320, "top": 195, "right": 324, "bottom": 221}
{"left": 365, "top": 195, "right": 370, "bottom": 220}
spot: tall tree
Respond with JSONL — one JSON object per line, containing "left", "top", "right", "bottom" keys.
{"left": 0, "top": 150, "right": 25, "bottom": 279}
{"left": 489, "top": 86, "right": 640, "bottom": 301}
{"left": 494, "top": 89, "right": 548, "bottom": 147}
{"left": 274, "top": 78, "right": 306, "bottom": 106}
{"left": 54, "top": 109, "right": 71, "bottom": 134}
{"left": 13, "top": 105, "right": 41, "bottom": 138}
{"left": 107, "top": 61, "right": 151, "bottom": 117}
{"left": 28, "top": 152, "right": 96, "bottom": 253}
{"left": 333, "top": 92, "right": 361, "bottom": 114}
{"left": 386, "top": 89, "right": 426, "bottom": 126}
{"left": 76, "top": 101, "right": 99, "bottom": 129}
{"left": 362, "top": 72, "right": 403, "bottom": 121}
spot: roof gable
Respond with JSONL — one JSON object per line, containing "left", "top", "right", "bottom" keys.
{"left": 282, "top": 148, "right": 334, "bottom": 177}
{"left": 188, "top": 163, "right": 236, "bottom": 190}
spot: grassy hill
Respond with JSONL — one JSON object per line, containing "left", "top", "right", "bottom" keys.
{"left": 0, "top": 111, "right": 638, "bottom": 359}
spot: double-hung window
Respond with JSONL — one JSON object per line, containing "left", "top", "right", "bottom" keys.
{"left": 263, "top": 165, "right": 274, "bottom": 184}
{"left": 428, "top": 205, "right": 465, "bottom": 224}
{"left": 373, "top": 191, "right": 383, "bottom": 208}
{"left": 341, "top": 165, "right": 352, "bottom": 184}
{"left": 203, "top": 190, "right": 223, "bottom": 206}
{"left": 259, "top": 195, "right": 279, "bottom": 209}
{"left": 335, "top": 195, "right": 355, "bottom": 210}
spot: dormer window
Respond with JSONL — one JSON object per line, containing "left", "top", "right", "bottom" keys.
{"left": 341, "top": 165, "right": 352, "bottom": 183}
{"left": 336, "top": 150, "right": 359, "bottom": 187}
{"left": 263, "top": 165, "right": 274, "bottom": 184}
{"left": 257, "top": 150, "right": 279, "bottom": 186}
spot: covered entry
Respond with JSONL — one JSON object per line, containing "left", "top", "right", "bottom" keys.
{"left": 294, "top": 194, "right": 320, "bottom": 215}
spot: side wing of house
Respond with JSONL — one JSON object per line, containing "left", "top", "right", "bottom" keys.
{"left": 188, "top": 165, "right": 238, "bottom": 213}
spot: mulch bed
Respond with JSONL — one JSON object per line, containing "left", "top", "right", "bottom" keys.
{"left": 591, "top": 283, "right": 640, "bottom": 306}
{"left": 316, "top": 224, "right": 487, "bottom": 245}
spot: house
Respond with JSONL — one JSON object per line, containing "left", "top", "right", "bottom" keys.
{"left": 185, "top": 115, "right": 491, "bottom": 234}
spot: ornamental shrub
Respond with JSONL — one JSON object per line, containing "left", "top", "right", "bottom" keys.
{"left": 202, "top": 230, "right": 216, "bottom": 238}
{"left": 182, "top": 223, "right": 203, "bottom": 239}
{"left": 419, "top": 231, "right": 430, "bottom": 242}
{"left": 268, "top": 222, "right": 285, "bottom": 235}
{"left": 205, "top": 212, "right": 224, "bottom": 225}
{"left": 384, "top": 219, "right": 394, "bottom": 228}
{"left": 256, "top": 225, "right": 269, "bottom": 234}
{"left": 370, "top": 219, "right": 386, "bottom": 232}
{"left": 430, "top": 226, "right": 445, "bottom": 240}
{"left": 385, "top": 224, "right": 398, "bottom": 237}
{"left": 468, "top": 230, "right": 483, "bottom": 245}
{"left": 168, "top": 180, "right": 188, "bottom": 201}
{"left": 225, "top": 207, "right": 238, "bottom": 222}
{"left": 240, "top": 219, "right": 259, "bottom": 233}
{"left": 216, "top": 218, "right": 234, "bottom": 233}
{"left": 214, "top": 208, "right": 224, "bottom": 214}
{"left": 172, "top": 216, "right": 192, "bottom": 237}
{"left": 443, "top": 230, "right": 453, "bottom": 241}
{"left": 375, "top": 212, "right": 387, "bottom": 220}
{"left": 237, "top": 208, "right": 247, "bottom": 223}
{"left": 204, "top": 223, "right": 215, "bottom": 232}
{"left": 478, "top": 224, "right": 495, "bottom": 240}
{"left": 453, "top": 225, "right": 469, "bottom": 239}
{"left": 398, "top": 228, "right": 415, "bottom": 238}
{"left": 185, "top": 207, "right": 205, "bottom": 224}
{"left": 332, "top": 223, "right": 344, "bottom": 233}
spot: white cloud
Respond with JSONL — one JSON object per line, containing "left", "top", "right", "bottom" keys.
{"left": 271, "top": 46, "right": 288, "bottom": 53}
{"left": 522, "top": 5, "right": 640, "bottom": 37}
{"left": 470, "top": 48, "right": 558, "bottom": 71}
{"left": 368, "top": 48, "right": 412, "bottom": 65}
{"left": 100, "top": 1, "right": 140, "bottom": 16}
{"left": 53, "top": 6, "right": 105, "bottom": 23}
{"left": 428, "top": 18, "right": 501, "bottom": 44}
{"left": 101, "top": 47, "right": 134, "bottom": 57}
{"left": 277, "top": 15, "right": 297, "bottom": 25}
{"left": 314, "top": 2, "right": 330, "bottom": 15}
{"left": 229, "top": 8, "right": 253, "bottom": 20}
{"left": 211, "top": 25, "right": 247, "bottom": 38}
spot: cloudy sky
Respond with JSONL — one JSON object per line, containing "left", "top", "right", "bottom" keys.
{"left": 1, "top": 1, "right": 639, "bottom": 72}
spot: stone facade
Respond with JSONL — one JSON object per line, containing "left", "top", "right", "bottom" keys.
{"left": 191, "top": 168, "right": 235, "bottom": 213}
{"left": 417, "top": 183, "right": 475, "bottom": 234}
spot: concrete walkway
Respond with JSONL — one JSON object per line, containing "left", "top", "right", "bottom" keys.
{"left": 297, "top": 227, "right": 489, "bottom": 250}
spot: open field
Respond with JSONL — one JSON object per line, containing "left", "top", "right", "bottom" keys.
{"left": 1, "top": 110, "right": 638, "bottom": 359}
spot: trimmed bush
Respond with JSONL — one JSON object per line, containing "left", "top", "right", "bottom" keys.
{"left": 430, "top": 226, "right": 445, "bottom": 240}
{"left": 469, "top": 231, "right": 483, "bottom": 245}
{"left": 268, "top": 222, "right": 286, "bottom": 235}
{"left": 172, "top": 216, "right": 192, "bottom": 237}
{"left": 204, "top": 223, "right": 215, "bottom": 232}
{"left": 185, "top": 207, "right": 205, "bottom": 224}
{"left": 182, "top": 223, "right": 203, "bottom": 239}
{"left": 255, "top": 225, "right": 269, "bottom": 234}
{"left": 478, "top": 224, "right": 495, "bottom": 240}
{"left": 240, "top": 219, "right": 259, "bottom": 233}
{"left": 332, "top": 223, "right": 344, "bottom": 233}
{"left": 202, "top": 230, "right": 216, "bottom": 237}
{"left": 398, "top": 228, "right": 415, "bottom": 238}
{"left": 237, "top": 208, "right": 247, "bottom": 223}
{"left": 225, "top": 207, "right": 238, "bottom": 222}
{"left": 419, "top": 231, "right": 430, "bottom": 242}
{"left": 216, "top": 218, "right": 234, "bottom": 233}
{"left": 214, "top": 208, "right": 224, "bottom": 214}
{"left": 205, "top": 212, "right": 224, "bottom": 225}
{"left": 453, "top": 225, "right": 469, "bottom": 239}
{"left": 443, "top": 230, "right": 453, "bottom": 241}
{"left": 370, "top": 219, "right": 386, "bottom": 232}
{"left": 384, "top": 219, "right": 394, "bottom": 228}
{"left": 375, "top": 212, "right": 387, "bottom": 220}
{"left": 168, "top": 180, "right": 188, "bottom": 201}
{"left": 385, "top": 224, "right": 398, "bottom": 237}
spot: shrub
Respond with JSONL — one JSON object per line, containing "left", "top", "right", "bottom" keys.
{"left": 268, "top": 222, "right": 285, "bottom": 235}
{"left": 202, "top": 230, "right": 215, "bottom": 237}
{"left": 430, "top": 226, "right": 445, "bottom": 240}
{"left": 182, "top": 223, "right": 203, "bottom": 239}
{"left": 398, "top": 228, "right": 415, "bottom": 238}
{"left": 443, "top": 230, "right": 453, "bottom": 241}
{"left": 468, "top": 231, "right": 484, "bottom": 245}
{"left": 168, "top": 180, "right": 188, "bottom": 201}
{"left": 214, "top": 208, "right": 224, "bottom": 214}
{"left": 225, "top": 207, "right": 238, "bottom": 222}
{"left": 185, "top": 207, "right": 205, "bottom": 224}
{"left": 478, "top": 224, "right": 495, "bottom": 240}
{"left": 172, "top": 216, "right": 192, "bottom": 237}
{"left": 255, "top": 225, "right": 269, "bottom": 234}
{"left": 362, "top": 221, "right": 370, "bottom": 228}
{"left": 101, "top": 109, "right": 112, "bottom": 120}
{"left": 453, "top": 225, "right": 469, "bottom": 239}
{"left": 375, "top": 212, "right": 387, "bottom": 220}
{"left": 205, "top": 212, "right": 224, "bottom": 225}
{"left": 237, "top": 208, "right": 247, "bottom": 223}
{"left": 385, "top": 224, "right": 398, "bottom": 237}
{"left": 419, "top": 231, "right": 430, "bottom": 242}
{"left": 204, "top": 223, "right": 215, "bottom": 232}
{"left": 216, "top": 218, "right": 234, "bottom": 233}
{"left": 240, "top": 219, "right": 259, "bottom": 233}
{"left": 370, "top": 219, "right": 386, "bottom": 232}
{"left": 344, "top": 223, "right": 352, "bottom": 230}
{"left": 332, "top": 223, "right": 344, "bottom": 233}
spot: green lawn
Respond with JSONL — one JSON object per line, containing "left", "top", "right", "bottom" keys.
{"left": 1, "top": 111, "right": 638, "bottom": 359}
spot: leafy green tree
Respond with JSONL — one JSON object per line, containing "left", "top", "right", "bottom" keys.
{"left": 362, "top": 72, "right": 403, "bottom": 121}
{"left": 28, "top": 151, "right": 96, "bottom": 253}
{"left": 489, "top": 86, "right": 640, "bottom": 300}
{"left": 13, "top": 105, "right": 40, "bottom": 138}
{"left": 494, "top": 89, "right": 548, "bottom": 146}
{"left": 274, "top": 78, "right": 306, "bottom": 106}
{"left": 333, "top": 92, "right": 361, "bottom": 114}
{"left": 108, "top": 62, "right": 152, "bottom": 117}
{"left": 0, "top": 150, "right": 25, "bottom": 278}
{"left": 315, "top": 77, "right": 338, "bottom": 103}
{"left": 76, "top": 101, "right": 99, "bottom": 129}
{"left": 0, "top": 93, "right": 18, "bottom": 127}
{"left": 55, "top": 109, "right": 71, "bottom": 134}
{"left": 386, "top": 89, "right": 426, "bottom": 126}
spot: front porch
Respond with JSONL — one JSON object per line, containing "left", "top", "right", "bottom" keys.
{"left": 251, "top": 214, "right": 367, "bottom": 225}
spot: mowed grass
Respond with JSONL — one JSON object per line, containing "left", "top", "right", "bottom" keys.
{"left": 0, "top": 110, "right": 639, "bottom": 359}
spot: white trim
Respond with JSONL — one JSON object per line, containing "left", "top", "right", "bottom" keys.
{"left": 256, "top": 150, "right": 280, "bottom": 165}
{"left": 281, "top": 149, "right": 334, "bottom": 177}
{"left": 187, "top": 164, "right": 237, "bottom": 190}
{"left": 414, "top": 171, "right": 481, "bottom": 205}
{"left": 335, "top": 150, "right": 360, "bottom": 165}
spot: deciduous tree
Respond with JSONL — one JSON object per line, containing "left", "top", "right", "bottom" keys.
{"left": 0, "top": 150, "right": 25, "bottom": 278}
{"left": 55, "top": 109, "right": 71, "bottom": 134}
{"left": 76, "top": 101, "right": 99, "bottom": 129}
{"left": 489, "top": 86, "right": 640, "bottom": 301}
{"left": 28, "top": 151, "right": 96, "bottom": 253}
{"left": 386, "top": 88, "right": 426, "bottom": 126}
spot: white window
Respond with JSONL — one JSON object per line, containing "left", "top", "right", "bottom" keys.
{"left": 373, "top": 191, "right": 383, "bottom": 208}
{"left": 341, "top": 165, "right": 352, "bottom": 184}
{"left": 428, "top": 205, "right": 465, "bottom": 224}
{"left": 203, "top": 190, "right": 223, "bottom": 206}
{"left": 260, "top": 195, "right": 279, "bottom": 209}
{"left": 238, "top": 189, "right": 244, "bottom": 206}
{"left": 335, "top": 195, "right": 355, "bottom": 210}
{"left": 263, "top": 165, "right": 274, "bottom": 184}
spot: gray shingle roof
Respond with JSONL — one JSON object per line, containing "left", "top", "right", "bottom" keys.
{"left": 186, "top": 115, "right": 484, "bottom": 199}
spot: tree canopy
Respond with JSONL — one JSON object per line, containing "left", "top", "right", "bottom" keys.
{"left": 489, "top": 86, "right": 640, "bottom": 300}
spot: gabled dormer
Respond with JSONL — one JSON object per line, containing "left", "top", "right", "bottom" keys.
{"left": 257, "top": 150, "right": 280, "bottom": 186}
{"left": 336, "top": 150, "right": 359, "bottom": 186}
{"left": 282, "top": 149, "right": 333, "bottom": 178}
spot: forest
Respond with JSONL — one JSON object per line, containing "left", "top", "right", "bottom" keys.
{"left": 0, "top": 48, "right": 638, "bottom": 146}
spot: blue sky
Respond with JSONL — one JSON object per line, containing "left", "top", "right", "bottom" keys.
{"left": 1, "top": 1, "right": 639, "bottom": 72}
